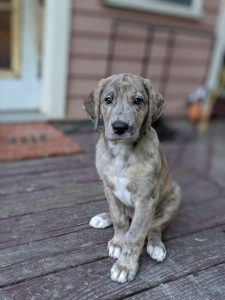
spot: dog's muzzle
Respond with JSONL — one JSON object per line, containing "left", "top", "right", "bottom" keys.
{"left": 112, "top": 121, "right": 129, "bottom": 135}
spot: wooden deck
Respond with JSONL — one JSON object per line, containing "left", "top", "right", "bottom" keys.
{"left": 0, "top": 120, "right": 225, "bottom": 299}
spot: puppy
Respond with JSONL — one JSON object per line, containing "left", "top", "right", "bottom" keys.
{"left": 84, "top": 73, "right": 181, "bottom": 283}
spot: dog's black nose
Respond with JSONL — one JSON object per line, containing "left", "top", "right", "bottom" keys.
{"left": 112, "top": 121, "right": 128, "bottom": 135}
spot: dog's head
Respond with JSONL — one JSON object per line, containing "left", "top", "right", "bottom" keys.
{"left": 84, "top": 73, "right": 165, "bottom": 142}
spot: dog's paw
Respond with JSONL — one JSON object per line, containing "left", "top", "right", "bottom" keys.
{"left": 111, "top": 259, "right": 138, "bottom": 283}
{"left": 89, "top": 213, "right": 112, "bottom": 229}
{"left": 108, "top": 239, "right": 122, "bottom": 259}
{"left": 147, "top": 243, "right": 166, "bottom": 262}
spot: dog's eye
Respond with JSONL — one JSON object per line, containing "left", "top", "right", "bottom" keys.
{"left": 133, "top": 97, "right": 143, "bottom": 105}
{"left": 104, "top": 96, "right": 113, "bottom": 104}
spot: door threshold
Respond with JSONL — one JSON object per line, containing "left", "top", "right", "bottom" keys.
{"left": 0, "top": 111, "right": 48, "bottom": 123}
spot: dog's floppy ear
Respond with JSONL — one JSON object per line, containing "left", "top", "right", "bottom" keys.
{"left": 84, "top": 78, "right": 108, "bottom": 129}
{"left": 143, "top": 78, "right": 165, "bottom": 126}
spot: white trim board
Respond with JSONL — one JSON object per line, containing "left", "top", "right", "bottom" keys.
{"left": 40, "top": 0, "right": 72, "bottom": 119}
{"left": 206, "top": 0, "right": 225, "bottom": 90}
{"left": 104, "top": 0, "right": 203, "bottom": 19}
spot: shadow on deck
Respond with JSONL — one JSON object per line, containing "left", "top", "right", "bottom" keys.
{"left": 0, "top": 120, "right": 225, "bottom": 299}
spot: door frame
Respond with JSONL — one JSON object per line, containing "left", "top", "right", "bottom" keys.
{"left": 40, "top": 0, "right": 72, "bottom": 119}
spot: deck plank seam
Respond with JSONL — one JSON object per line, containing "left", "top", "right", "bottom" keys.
{"left": 0, "top": 198, "right": 106, "bottom": 221}
{"left": 117, "top": 261, "right": 225, "bottom": 300}
{"left": 0, "top": 256, "right": 108, "bottom": 290}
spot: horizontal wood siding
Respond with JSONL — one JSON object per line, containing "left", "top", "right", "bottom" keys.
{"left": 67, "top": 0, "right": 220, "bottom": 119}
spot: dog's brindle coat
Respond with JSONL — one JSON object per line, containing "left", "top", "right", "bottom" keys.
{"left": 84, "top": 73, "right": 181, "bottom": 283}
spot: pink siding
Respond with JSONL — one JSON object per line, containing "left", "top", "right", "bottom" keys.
{"left": 66, "top": 0, "right": 220, "bottom": 119}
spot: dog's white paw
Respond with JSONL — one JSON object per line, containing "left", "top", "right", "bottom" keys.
{"left": 108, "top": 244, "right": 121, "bottom": 259}
{"left": 111, "top": 264, "right": 128, "bottom": 283}
{"left": 89, "top": 214, "right": 112, "bottom": 229}
{"left": 147, "top": 244, "right": 166, "bottom": 262}
{"left": 111, "top": 260, "right": 138, "bottom": 283}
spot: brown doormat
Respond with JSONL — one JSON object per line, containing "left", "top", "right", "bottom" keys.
{"left": 0, "top": 123, "right": 83, "bottom": 162}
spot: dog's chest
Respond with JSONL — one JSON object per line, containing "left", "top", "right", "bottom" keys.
{"left": 109, "top": 176, "right": 132, "bottom": 207}
{"left": 105, "top": 147, "right": 133, "bottom": 207}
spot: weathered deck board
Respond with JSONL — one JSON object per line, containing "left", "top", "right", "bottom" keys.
{"left": 0, "top": 190, "right": 225, "bottom": 289}
{"left": 0, "top": 121, "right": 224, "bottom": 299}
{"left": 0, "top": 165, "right": 222, "bottom": 219}
{"left": 0, "top": 154, "right": 95, "bottom": 178}
{"left": 0, "top": 200, "right": 107, "bottom": 249}
{"left": 0, "top": 166, "right": 99, "bottom": 196}
{"left": 0, "top": 185, "right": 224, "bottom": 251}
{"left": 0, "top": 181, "right": 105, "bottom": 218}
{"left": 1, "top": 227, "right": 225, "bottom": 299}
{"left": 0, "top": 228, "right": 111, "bottom": 288}
{"left": 127, "top": 263, "right": 225, "bottom": 300}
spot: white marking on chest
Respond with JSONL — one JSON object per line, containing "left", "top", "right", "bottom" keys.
{"left": 110, "top": 176, "right": 133, "bottom": 207}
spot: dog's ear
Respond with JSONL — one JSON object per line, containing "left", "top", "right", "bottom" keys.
{"left": 84, "top": 78, "right": 108, "bottom": 129}
{"left": 143, "top": 78, "right": 165, "bottom": 126}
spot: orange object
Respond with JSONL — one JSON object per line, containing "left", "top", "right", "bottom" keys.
{"left": 187, "top": 102, "right": 203, "bottom": 122}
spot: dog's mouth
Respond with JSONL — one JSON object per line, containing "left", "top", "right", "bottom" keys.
{"left": 107, "top": 132, "right": 138, "bottom": 142}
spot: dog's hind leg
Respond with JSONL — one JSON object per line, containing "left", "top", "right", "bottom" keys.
{"left": 147, "top": 182, "right": 181, "bottom": 262}
{"left": 89, "top": 212, "right": 112, "bottom": 229}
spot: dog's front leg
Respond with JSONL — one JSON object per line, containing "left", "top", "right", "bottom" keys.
{"left": 111, "top": 191, "right": 158, "bottom": 283}
{"left": 104, "top": 185, "right": 130, "bottom": 259}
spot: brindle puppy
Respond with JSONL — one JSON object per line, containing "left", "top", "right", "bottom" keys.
{"left": 84, "top": 73, "right": 181, "bottom": 283}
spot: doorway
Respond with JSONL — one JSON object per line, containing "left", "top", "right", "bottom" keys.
{"left": 0, "top": 0, "right": 71, "bottom": 120}
{"left": 0, "top": 0, "right": 43, "bottom": 111}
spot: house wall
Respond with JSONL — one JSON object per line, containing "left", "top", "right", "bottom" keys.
{"left": 66, "top": 0, "right": 220, "bottom": 120}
